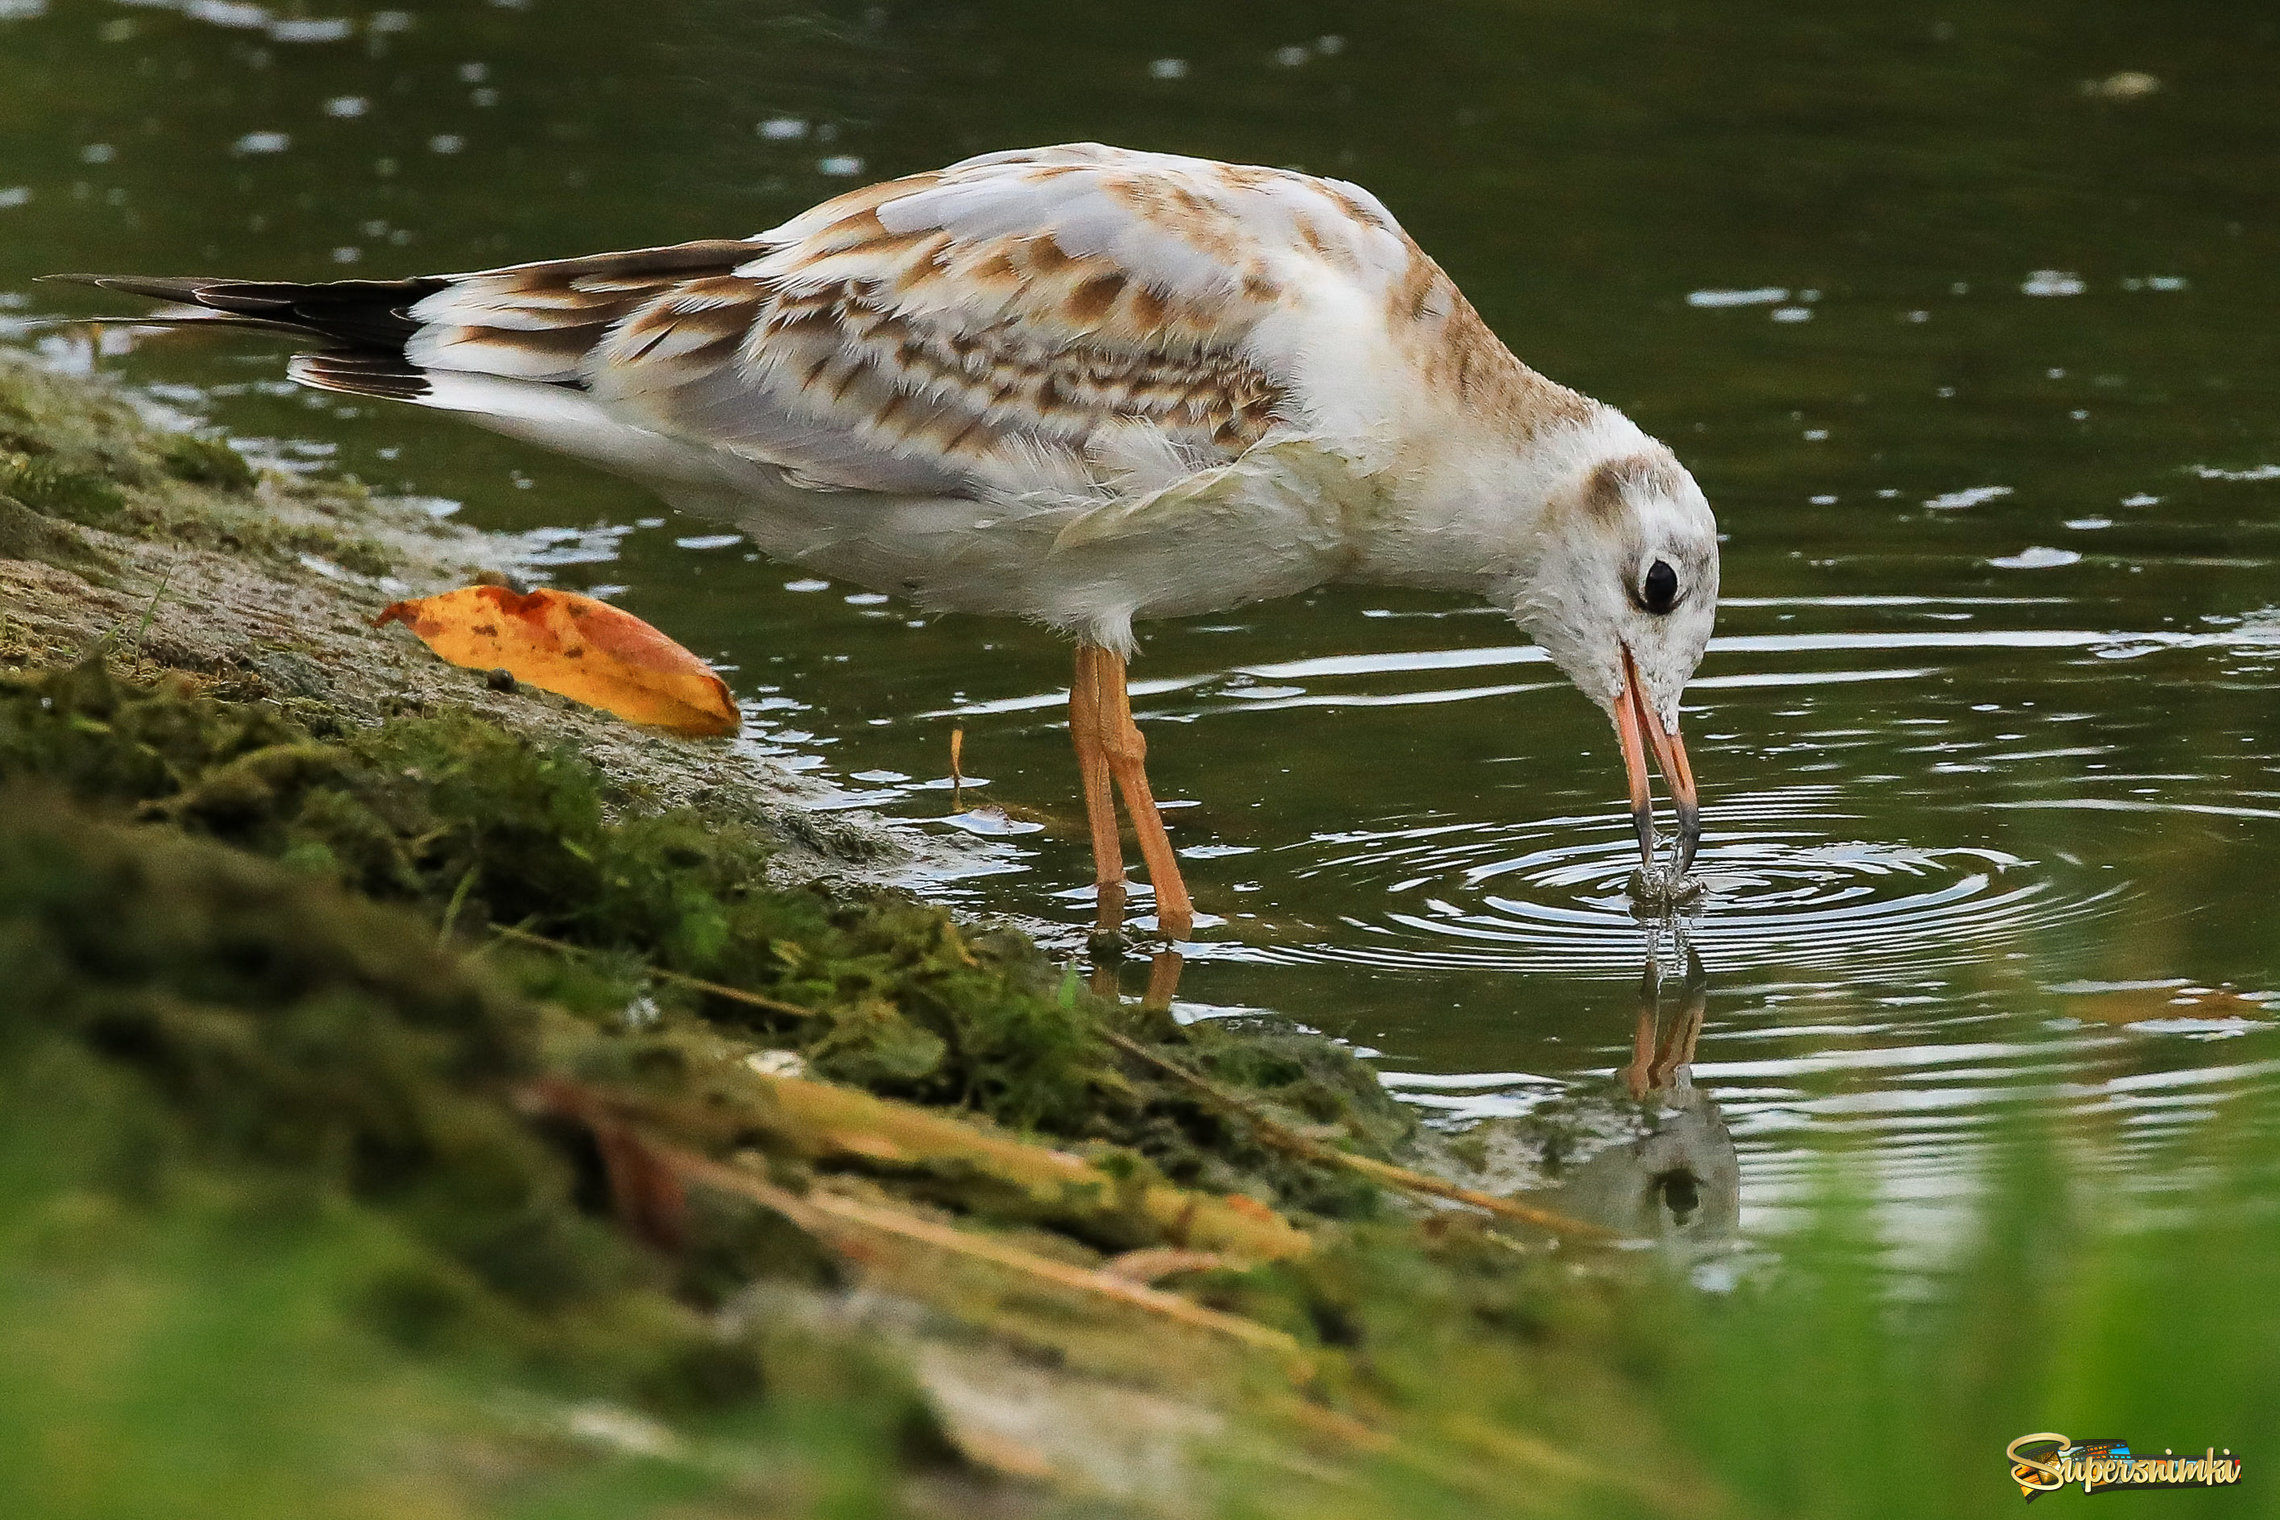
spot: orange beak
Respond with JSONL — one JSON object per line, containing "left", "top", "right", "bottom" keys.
{"left": 1613, "top": 648, "right": 1701, "bottom": 877}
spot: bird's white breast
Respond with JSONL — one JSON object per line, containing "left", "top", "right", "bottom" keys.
{"left": 673, "top": 426, "right": 1387, "bottom": 652}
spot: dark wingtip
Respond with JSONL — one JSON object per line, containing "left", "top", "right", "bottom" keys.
{"left": 32, "top": 272, "right": 445, "bottom": 354}
{"left": 24, "top": 276, "right": 234, "bottom": 330}
{"left": 35, "top": 273, "right": 231, "bottom": 304}
{"left": 40, "top": 273, "right": 155, "bottom": 286}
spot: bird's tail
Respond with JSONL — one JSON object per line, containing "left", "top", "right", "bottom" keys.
{"left": 42, "top": 240, "right": 759, "bottom": 404}
{"left": 41, "top": 272, "right": 449, "bottom": 347}
{"left": 41, "top": 271, "right": 452, "bottom": 399}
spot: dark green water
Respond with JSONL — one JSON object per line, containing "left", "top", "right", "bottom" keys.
{"left": 7, "top": 0, "right": 2279, "bottom": 1244}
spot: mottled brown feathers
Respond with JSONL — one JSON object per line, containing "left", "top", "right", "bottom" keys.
{"left": 1583, "top": 452, "right": 1688, "bottom": 519}
{"left": 88, "top": 147, "right": 1592, "bottom": 494}
{"left": 1386, "top": 245, "right": 1592, "bottom": 440}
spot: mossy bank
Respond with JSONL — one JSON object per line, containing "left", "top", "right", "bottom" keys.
{"left": 0, "top": 350, "right": 964, "bottom": 881}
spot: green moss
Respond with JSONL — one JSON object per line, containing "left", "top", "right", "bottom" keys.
{"left": 0, "top": 660, "right": 306, "bottom": 806}
{"left": 322, "top": 535, "right": 392, "bottom": 577}
{"left": 0, "top": 660, "right": 1412, "bottom": 1218}
{"left": 0, "top": 1029, "right": 937, "bottom": 1520}
{"left": 0, "top": 783, "right": 970, "bottom": 1471}
{"left": 160, "top": 433, "right": 257, "bottom": 491}
{"left": 1, "top": 455, "right": 125, "bottom": 523}
{"left": 0, "top": 796, "right": 616, "bottom": 1348}
{"left": 0, "top": 358, "right": 155, "bottom": 494}
{"left": 0, "top": 357, "right": 378, "bottom": 573}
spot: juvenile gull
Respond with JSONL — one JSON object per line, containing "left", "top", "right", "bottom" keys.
{"left": 61, "top": 142, "right": 1719, "bottom": 937}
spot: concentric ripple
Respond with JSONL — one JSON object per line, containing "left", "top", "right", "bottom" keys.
{"left": 1279, "top": 789, "right": 2132, "bottom": 979}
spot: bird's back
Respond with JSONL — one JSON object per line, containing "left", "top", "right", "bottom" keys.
{"left": 62, "top": 145, "right": 1599, "bottom": 642}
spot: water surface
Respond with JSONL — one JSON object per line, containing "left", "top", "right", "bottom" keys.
{"left": 6, "top": 0, "right": 2279, "bottom": 1250}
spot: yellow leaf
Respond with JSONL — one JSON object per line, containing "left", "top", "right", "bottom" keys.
{"left": 376, "top": 585, "right": 739, "bottom": 737}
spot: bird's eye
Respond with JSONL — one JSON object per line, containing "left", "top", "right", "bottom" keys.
{"left": 1641, "top": 559, "right": 1679, "bottom": 614}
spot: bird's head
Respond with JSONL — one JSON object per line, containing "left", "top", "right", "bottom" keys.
{"left": 1508, "top": 447, "right": 1719, "bottom": 878}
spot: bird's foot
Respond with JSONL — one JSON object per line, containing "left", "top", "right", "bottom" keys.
{"left": 1628, "top": 863, "right": 1707, "bottom": 916}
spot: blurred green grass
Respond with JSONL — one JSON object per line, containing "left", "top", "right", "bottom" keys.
{"left": 1662, "top": 1117, "right": 2276, "bottom": 1518}
{"left": 0, "top": 945, "right": 927, "bottom": 1520}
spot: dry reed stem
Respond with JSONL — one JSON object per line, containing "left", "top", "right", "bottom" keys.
{"left": 671, "top": 1148, "right": 1312, "bottom": 1364}
{"left": 1099, "top": 1030, "right": 1611, "bottom": 1240}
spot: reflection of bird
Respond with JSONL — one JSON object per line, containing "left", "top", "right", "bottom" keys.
{"left": 1547, "top": 948, "right": 1738, "bottom": 1241}
{"left": 60, "top": 143, "right": 1718, "bottom": 936}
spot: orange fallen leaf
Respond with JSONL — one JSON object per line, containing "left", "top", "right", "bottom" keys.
{"left": 376, "top": 585, "right": 739, "bottom": 737}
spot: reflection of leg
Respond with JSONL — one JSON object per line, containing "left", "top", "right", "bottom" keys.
{"left": 1094, "top": 649, "right": 1195, "bottom": 939}
{"left": 1653, "top": 952, "right": 1708, "bottom": 1084}
{"left": 1143, "top": 949, "right": 1185, "bottom": 1011}
{"left": 1070, "top": 646, "right": 1124, "bottom": 892}
{"left": 1089, "top": 880, "right": 1129, "bottom": 993}
{"left": 1631, "top": 946, "right": 1708, "bottom": 1096}
{"left": 1625, "top": 962, "right": 1659, "bottom": 1100}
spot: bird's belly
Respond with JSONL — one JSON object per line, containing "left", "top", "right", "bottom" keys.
{"left": 672, "top": 450, "right": 1362, "bottom": 646}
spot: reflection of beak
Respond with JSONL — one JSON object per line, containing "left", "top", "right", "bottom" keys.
{"left": 1613, "top": 648, "right": 1701, "bottom": 875}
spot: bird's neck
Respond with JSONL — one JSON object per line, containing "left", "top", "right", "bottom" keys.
{"left": 1343, "top": 404, "right": 1654, "bottom": 597}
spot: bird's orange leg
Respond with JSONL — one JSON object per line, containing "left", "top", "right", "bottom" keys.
{"left": 1070, "top": 645, "right": 1126, "bottom": 898}
{"left": 1092, "top": 648, "right": 1195, "bottom": 939}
